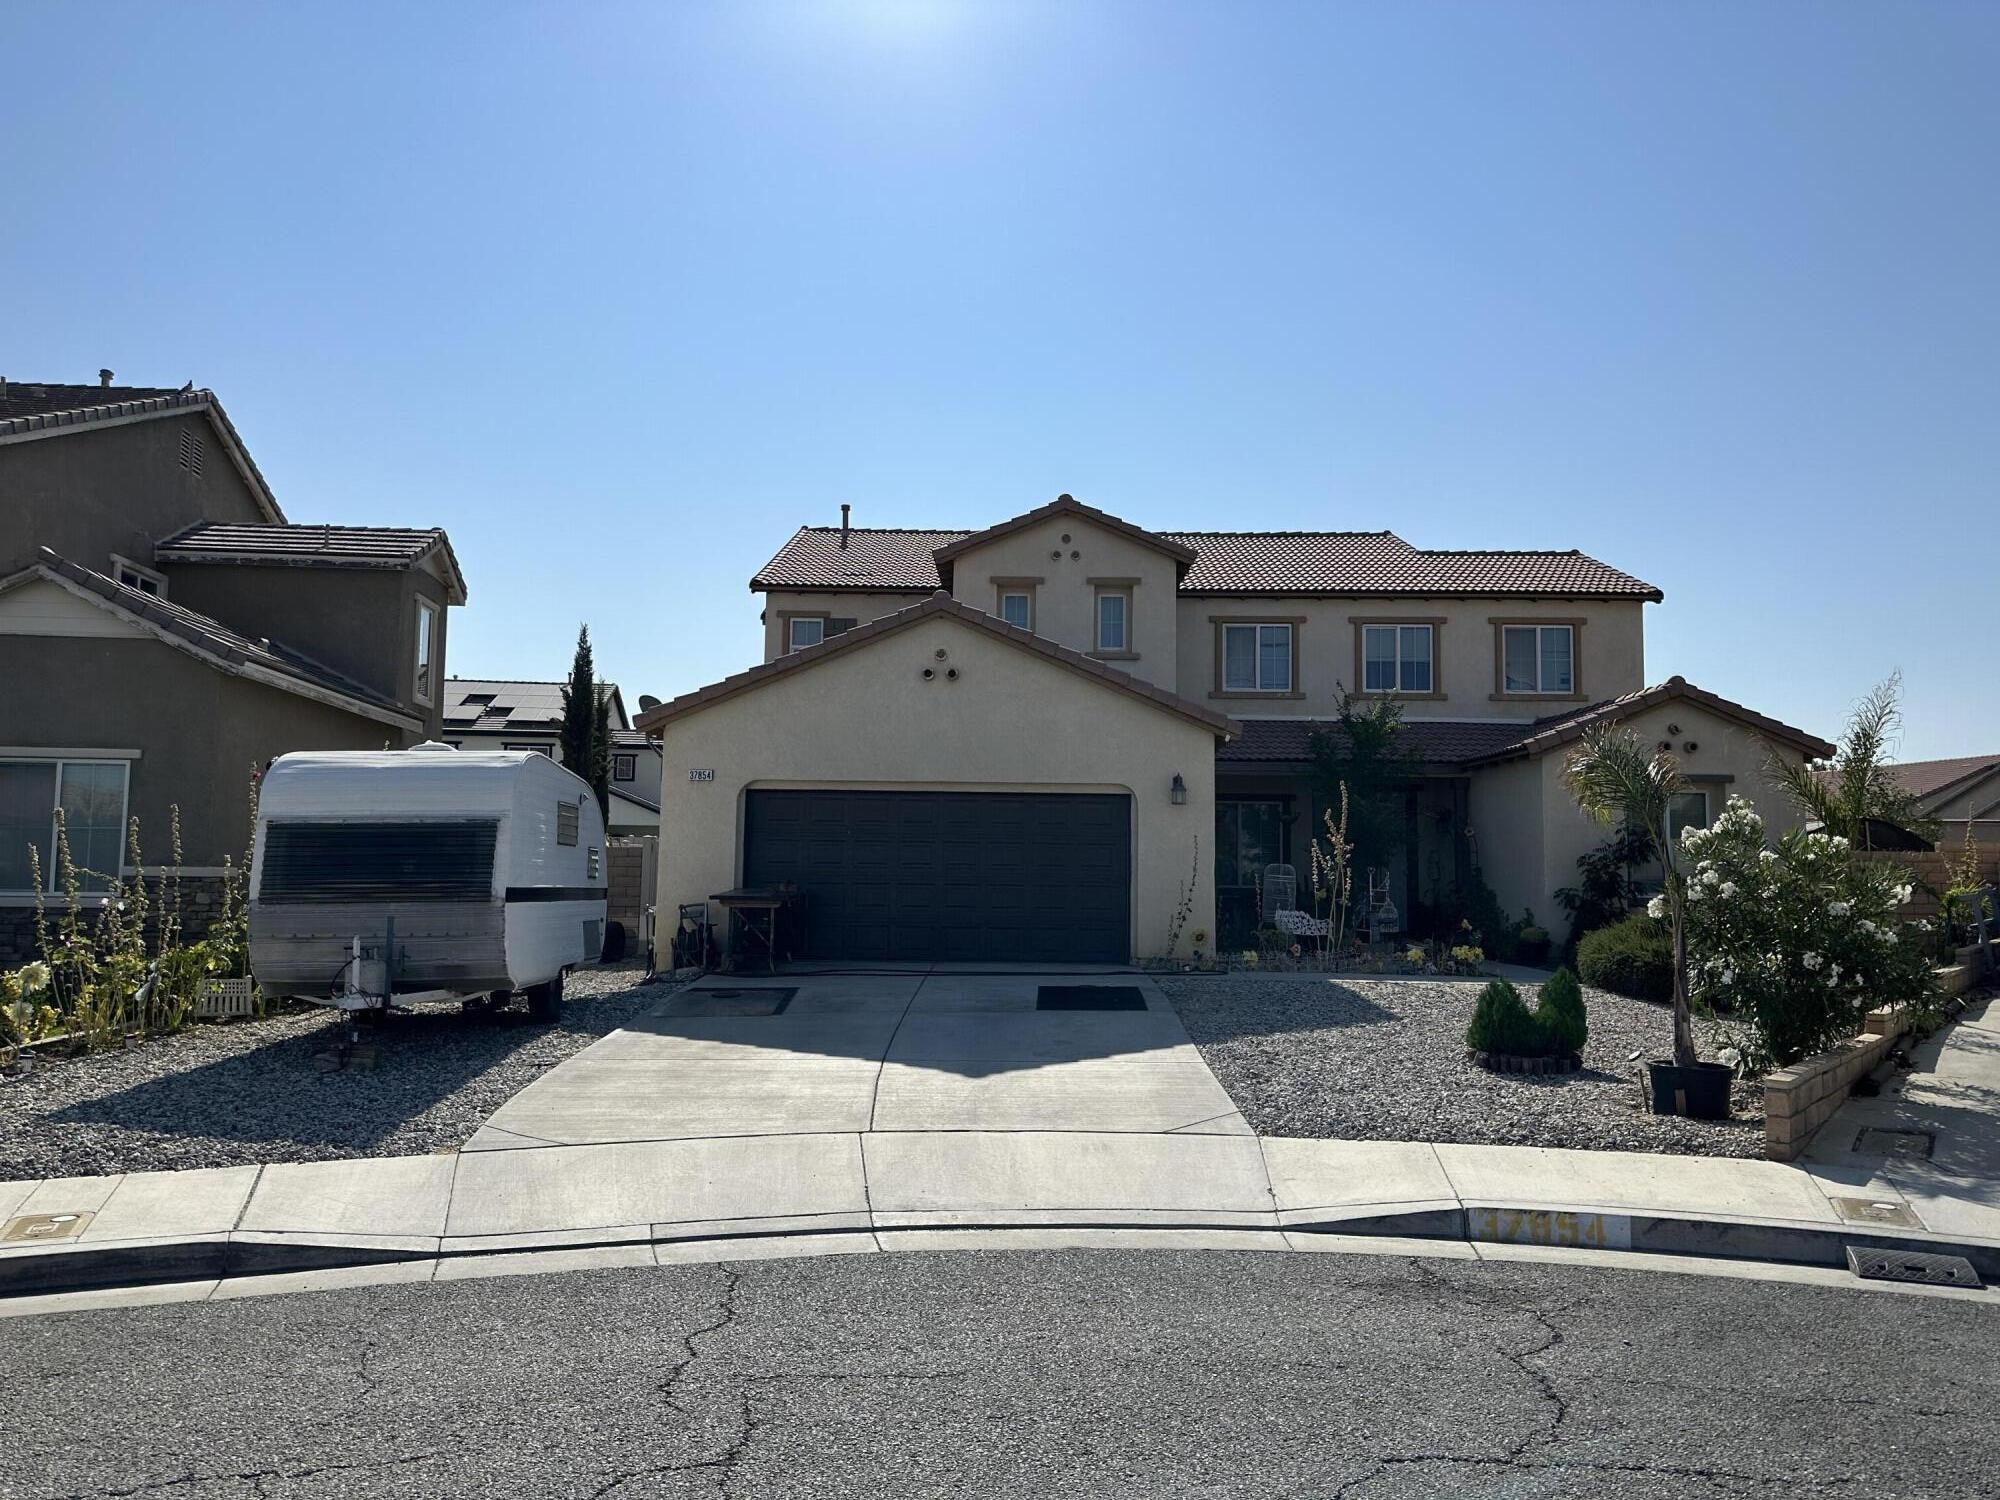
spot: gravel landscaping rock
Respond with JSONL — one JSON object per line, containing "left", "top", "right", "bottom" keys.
{"left": 1162, "top": 973, "right": 1766, "bottom": 1157}
{"left": 0, "top": 964, "right": 689, "bottom": 1180}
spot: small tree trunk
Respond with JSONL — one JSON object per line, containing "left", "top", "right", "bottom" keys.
{"left": 1661, "top": 811, "right": 1697, "bottom": 1069}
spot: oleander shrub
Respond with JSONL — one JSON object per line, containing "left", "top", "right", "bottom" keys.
{"left": 1465, "top": 978, "right": 1550, "bottom": 1057}
{"left": 1576, "top": 914, "right": 1674, "bottom": 1003}
{"left": 1679, "top": 796, "right": 1940, "bottom": 1071}
{"left": 1534, "top": 966, "right": 1588, "bottom": 1057}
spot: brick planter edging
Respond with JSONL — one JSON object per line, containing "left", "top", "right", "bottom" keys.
{"left": 1764, "top": 1006, "right": 1907, "bottom": 1162}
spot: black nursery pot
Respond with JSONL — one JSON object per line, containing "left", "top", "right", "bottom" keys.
{"left": 1647, "top": 1061, "right": 1734, "bottom": 1120}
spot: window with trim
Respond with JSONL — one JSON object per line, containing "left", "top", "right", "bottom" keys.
{"left": 999, "top": 591, "right": 1032, "bottom": 630}
{"left": 414, "top": 598, "right": 439, "bottom": 705}
{"left": 1221, "top": 623, "right": 1293, "bottom": 693}
{"left": 111, "top": 556, "right": 166, "bottom": 598}
{"left": 557, "top": 801, "right": 580, "bottom": 846}
{"left": 787, "top": 617, "right": 825, "bottom": 652}
{"left": 613, "top": 754, "right": 637, "bottom": 782}
{"left": 1667, "top": 790, "right": 1710, "bottom": 844}
{"left": 0, "top": 759, "right": 129, "bottom": 892}
{"left": 1361, "top": 623, "right": 1433, "bottom": 694}
{"left": 1500, "top": 624, "right": 1575, "bottom": 695}
{"left": 1095, "top": 590, "right": 1129, "bottom": 653}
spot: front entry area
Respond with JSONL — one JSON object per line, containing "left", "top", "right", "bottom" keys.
{"left": 743, "top": 789, "right": 1132, "bottom": 964}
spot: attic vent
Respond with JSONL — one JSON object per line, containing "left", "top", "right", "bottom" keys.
{"left": 557, "top": 801, "right": 580, "bottom": 847}
{"left": 178, "top": 428, "right": 205, "bottom": 476}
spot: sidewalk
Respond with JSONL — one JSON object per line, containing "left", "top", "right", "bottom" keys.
{"left": 7, "top": 1125, "right": 1999, "bottom": 1304}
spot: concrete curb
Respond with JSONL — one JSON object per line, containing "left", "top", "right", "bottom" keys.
{"left": 6, "top": 1200, "right": 1998, "bottom": 1303}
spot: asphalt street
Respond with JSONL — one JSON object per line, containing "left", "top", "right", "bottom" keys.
{"left": 2, "top": 1247, "right": 1996, "bottom": 1499}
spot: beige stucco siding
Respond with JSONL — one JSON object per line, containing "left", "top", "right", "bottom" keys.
{"left": 945, "top": 519, "right": 1182, "bottom": 691}
{"left": 655, "top": 613, "right": 1218, "bottom": 960}
{"left": 1471, "top": 699, "right": 1815, "bottom": 943}
{"left": 1467, "top": 754, "right": 1546, "bottom": 930}
{"left": 760, "top": 589, "right": 921, "bottom": 660}
{"left": 1175, "top": 596, "right": 1646, "bottom": 720}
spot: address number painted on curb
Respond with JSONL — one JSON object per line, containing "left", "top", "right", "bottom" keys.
{"left": 1469, "top": 1207, "right": 1632, "bottom": 1251}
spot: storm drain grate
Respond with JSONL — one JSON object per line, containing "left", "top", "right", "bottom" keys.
{"left": 1845, "top": 1245, "right": 1982, "bottom": 1288}
{"left": 1854, "top": 1128, "right": 1935, "bottom": 1158}
{"left": 673, "top": 987, "right": 796, "bottom": 1017}
{"left": 1037, "top": 986, "right": 1148, "bottom": 1012}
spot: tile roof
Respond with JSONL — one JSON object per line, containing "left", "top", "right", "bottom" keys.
{"left": 1217, "top": 717, "right": 1534, "bottom": 766}
{"left": 1461, "top": 676, "right": 1834, "bottom": 765}
{"left": 753, "top": 522, "right": 1660, "bottom": 600}
{"left": 0, "top": 380, "right": 186, "bottom": 421}
{"left": 0, "top": 382, "right": 287, "bottom": 524}
{"left": 12, "top": 549, "right": 416, "bottom": 728}
{"left": 751, "top": 528, "right": 970, "bottom": 591}
{"left": 1219, "top": 678, "right": 1832, "bottom": 769}
{"left": 934, "top": 495, "right": 1197, "bottom": 569}
{"left": 156, "top": 522, "right": 467, "bottom": 604}
{"left": 1886, "top": 755, "right": 2000, "bottom": 802}
{"left": 636, "top": 591, "right": 1239, "bottom": 739}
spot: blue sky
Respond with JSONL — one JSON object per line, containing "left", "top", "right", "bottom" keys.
{"left": 5, "top": 2, "right": 1994, "bottom": 756}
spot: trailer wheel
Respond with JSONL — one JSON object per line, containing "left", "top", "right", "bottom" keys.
{"left": 525, "top": 972, "right": 565, "bottom": 1023}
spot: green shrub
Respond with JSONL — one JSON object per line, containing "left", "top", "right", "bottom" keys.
{"left": 1465, "top": 979, "right": 1550, "bottom": 1056}
{"left": 1534, "top": 966, "right": 1588, "bottom": 1056}
{"left": 1576, "top": 914, "right": 1674, "bottom": 1002}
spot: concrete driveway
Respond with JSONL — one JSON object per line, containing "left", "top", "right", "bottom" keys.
{"left": 467, "top": 969, "right": 1245, "bottom": 1150}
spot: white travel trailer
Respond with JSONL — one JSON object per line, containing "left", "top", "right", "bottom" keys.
{"left": 249, "top": 745, "right": 607, "bottom": 1019}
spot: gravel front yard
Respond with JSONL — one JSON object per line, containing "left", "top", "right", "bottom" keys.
{"left": 0, "top": 965, "right": 686, "bottom": 1181}
{"left": 1162, "top": 973, "right": 1766, "bottom": 1157}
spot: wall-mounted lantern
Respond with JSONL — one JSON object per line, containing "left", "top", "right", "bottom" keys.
{"left": 1170, "top": 773, "right": 1187, "bottom": 806}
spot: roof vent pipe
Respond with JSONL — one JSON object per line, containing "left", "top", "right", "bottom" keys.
{"left": 99, "top": 368, "right": 114, "bottom": 387}
{"left": 840, "top": 503, "right": 851, "bottom": 549}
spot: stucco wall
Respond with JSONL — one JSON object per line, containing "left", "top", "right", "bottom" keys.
{"left": 1175, "top": 595, "right": 1646, "bottom": 720}
{"left": 1, "top": 634, "right": 397, "bottom": 873}
{"left": 1467, "top": 754, "right": 1546, "bottom": 929}
{"left": 1479, "top": 698, "right": 1817, "bottom": 943}
{"left": 164, "top": 563, "right": 450, "bottom": 737}
{"left": 944, "top": 518, "right": 1183, "bottom": 691}
{"left": 654, "top": 613, "right": 1219, "bottom": 960}
{"left": 1, "top": 412, "right": 270, "bottom": 577}
{"left": 761, "top": 589, "right": 921, "bottom": 660}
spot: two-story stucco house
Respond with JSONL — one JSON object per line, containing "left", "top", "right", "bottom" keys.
{"left": 0, "top": 377, "right": 465, "bottom": 960}
{"left": 636, "top": 494, "right": 1832, "bottom": 964}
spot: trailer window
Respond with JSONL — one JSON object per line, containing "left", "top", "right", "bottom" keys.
{"left": 260, "top": 820, "right": 498, "bottom": 902}
{"left": 557, "top": 801, "right": 580, "bottom": 847}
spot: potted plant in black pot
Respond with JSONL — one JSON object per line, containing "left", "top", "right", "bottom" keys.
{"left": 1562, "top": 727, "right": 1731, "bottom": 1119}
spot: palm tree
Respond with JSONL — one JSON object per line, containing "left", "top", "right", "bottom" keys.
{"left": 1764, "top": 673, "right": 1939, "bottom": 848}
{"left": 1562, "top": 728, "right": 1697, "bottom": 1067}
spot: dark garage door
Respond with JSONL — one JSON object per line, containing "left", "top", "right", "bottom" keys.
{"left": 742, "top": 790, "right": 1132, "bottom": 964}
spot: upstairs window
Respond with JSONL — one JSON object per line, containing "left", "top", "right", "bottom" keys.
{"left": 1501, "top": 624, "right": 1575, "bottom": 695}
{"left": 1362, "top": 623, "right": 1433, "bottom": 694}
{"left": 414, "top": 598, "right": 439, "bottom": 705}
{"left": 111, "top": 556, "right": 167, "bottom": 598}
{"left": 787, "top": 617, "right": 825, "bottom": 653}
{"left": 613, "top": 754, "right": 637, "bottom": 782}
{"left": 1095, "top": 590, "right": 1129, "bottom": 653}
{"left": 1000, "top": 591, "right": 1032, "bottom": 630}
{"left": 1221, "top": 622, "right": 1293, "bottom": 693}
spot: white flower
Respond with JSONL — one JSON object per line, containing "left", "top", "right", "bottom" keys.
{"left": 1719, "top": 882, "right": 1739, "bottom": 898}
{"left": 1721, "top": 967, "right": 1735, "bottom": 984}
{"left": 1718, "top": 1045, "right": 1742, "bottom": 1069}
{"left": 1829, "top": 964, "right": 1842, "bottom": 984}
{"left": 1893, "top": 884, "right": 1913, "bottom": 904}
{"left": 14, "top": 961, "right": 50, "bottom": 994}
{"left": 1760, "top": 850, "right": 1778, "bottom": 863}
{"left": 1802, "top": 952, "right": 1823, "bottom": 970}
{"left": 1701, "top": 869, "right": 1721, "bottom": 886}
{"left": 1646, "top": 896, "right": 1667, "bottom": 919}
{"left": 1828, "top": 901, "right": 1850, "bottom": 917}
{"left": 1831, "top": 836, "right": 1850, "bottom": 850}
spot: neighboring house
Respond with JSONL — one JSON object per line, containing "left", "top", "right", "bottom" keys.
{"left": 441, "top": 678, "right": 661, "bottom": 836}
{"left": 637, "top": 494, "right": 1833, "bottom": 963}
{"left": 1887, "top": 755, "right": 2000, "bottom": 848}
{"left": 0, "top": 377, "right": 465, "bottom": 961}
